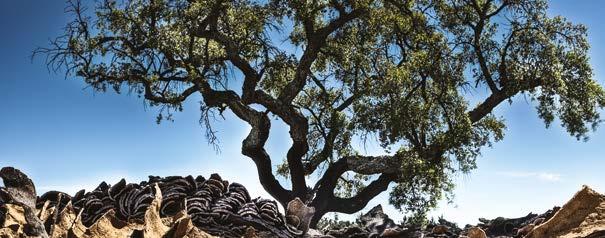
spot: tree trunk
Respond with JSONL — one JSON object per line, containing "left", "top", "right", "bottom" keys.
{"left": 308, "top": 193, "right": 332, "bottom": 229}
{"left": 309, "top": 208, "right": 328, "bottom": 229}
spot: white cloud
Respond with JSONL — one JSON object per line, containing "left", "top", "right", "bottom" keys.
{"left": 497, "top": 171, "right": 562, "bottom": 182}
{"left": 536, "top": 173, "right": 562, "bottom": 181}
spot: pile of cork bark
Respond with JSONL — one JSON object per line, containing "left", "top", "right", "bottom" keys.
{"left": 2, "top": 167, "right": 605, "bottom": 238}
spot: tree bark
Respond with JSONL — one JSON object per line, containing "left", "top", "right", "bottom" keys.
{"left": 306, "top": 155, "right": 400, "bottom": 228}
{"left": 309, "top": 207, "right": 329, "bottom": 229}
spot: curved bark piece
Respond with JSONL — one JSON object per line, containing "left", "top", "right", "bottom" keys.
{"left": 285, "top": 197, "right": 314, "bottom": 236}
{"left": 142, "top": 184, "right": 169, "bottom": 237}
{"left": 0, "top": 167, "right": 37, "bottom": 209}
{"left": 85, "top": 210, "right": 135, "bottom": 237}
{"left": 0, "top": 167, "right": 49, "bottom": 238}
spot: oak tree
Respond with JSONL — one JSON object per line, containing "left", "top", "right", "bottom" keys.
{"left": 38, "top": 0, "right": 604, "bottom": 226}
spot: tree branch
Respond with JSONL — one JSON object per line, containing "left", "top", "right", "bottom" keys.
{"left": 469, "top": 78, "right": 543, "bottom": 123}
{"left": 192, "top": 29, "right": 260, "bottom": 103}
{"left": 471, "top": 3, "right": 500, "bottom": 93}
{"left": 330, "top": 173, "right": 396, "bottom": 214}
{"left": 143, "top": 81, "right": 199, "bottom": 105}
{"left": 279, "top": 7, "right": 368, "bottom": 104}
{"left": 468, "top": 91, "right": 506, "bottom": 123}
{"left": 313, "top": 154, "right": 402, "bottom": 203}
{"left": 251, "top": 90, "right": 309, "bottom": 197}
{"left": 199, "top": 86, "right": 295, "bottom": 205}
{"left": 193, "top": 28, "right": 309, "bottom": 197}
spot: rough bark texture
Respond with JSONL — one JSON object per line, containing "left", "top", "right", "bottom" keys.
{"left": 0, "top": 167, "right": 49, "bottom": 238}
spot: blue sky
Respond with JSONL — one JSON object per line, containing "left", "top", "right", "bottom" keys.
{"left": 1, "top": 1, "right": 605, "bottom": 226}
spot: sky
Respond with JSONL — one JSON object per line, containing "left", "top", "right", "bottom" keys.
{"left": 1, "top": 0, "right": 605, "bottom": 227}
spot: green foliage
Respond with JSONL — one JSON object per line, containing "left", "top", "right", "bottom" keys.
{"left": 39, "top": 0, "right": 604, "bottom": 222}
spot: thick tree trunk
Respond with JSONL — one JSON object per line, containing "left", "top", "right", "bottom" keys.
{"left": 306, "top": 171, "right": 397, "bottom": 229}
{"left": 308, "top": 192, "right": 333, "bottom": 229}
{"left": 309, "top": 208, "right": 328, "bottom": 229}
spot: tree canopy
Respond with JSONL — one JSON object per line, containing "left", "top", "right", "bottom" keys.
{"left": 38, "top": 0, "right": 605, "bottom": 226}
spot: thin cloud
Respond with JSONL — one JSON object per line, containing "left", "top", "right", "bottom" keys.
{"left": 497, "top": 171, "right": 562, "bottom": 182}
